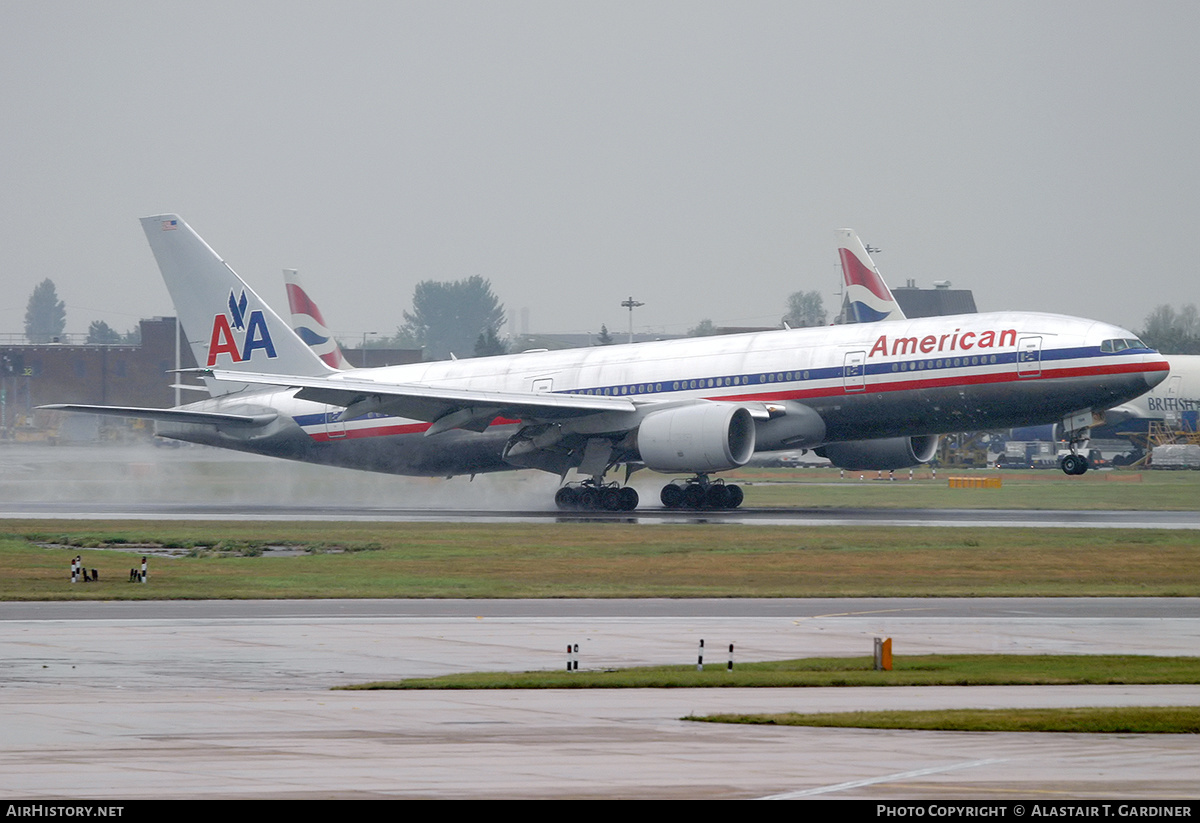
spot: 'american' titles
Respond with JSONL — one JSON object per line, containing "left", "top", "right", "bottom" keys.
{"left": 869, "top": 328, "right": 1017, "bottom": 358}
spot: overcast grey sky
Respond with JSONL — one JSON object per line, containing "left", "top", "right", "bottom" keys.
{"left": 2, "top": 1, "right": 1197, "bottom": 343}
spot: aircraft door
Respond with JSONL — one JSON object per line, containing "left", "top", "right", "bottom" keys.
{"left": 843, "top": 351, "right": 866, "bottom": 392}
{"left": 325, "top": 406, "right": 347, "bottom": 439}
{"left": 1163, "top": 375, "right": 1182, "bottom": 427}
{"left": 1018, "top": 336, "right": 1042, "bottom": 377}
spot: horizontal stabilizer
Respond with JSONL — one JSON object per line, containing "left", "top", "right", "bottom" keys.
{"left": 38, "top": 404, "right": 278, "bottom": 428}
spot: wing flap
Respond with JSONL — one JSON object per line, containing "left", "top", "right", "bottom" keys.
{"left": 207, "top": 369, "right": 639, "bottom": 426}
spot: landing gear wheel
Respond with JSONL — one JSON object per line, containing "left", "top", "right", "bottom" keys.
{"left": 725, "top": 484, "right": 744, "bottom": 508}
{"left": 554, "top": 487, "right": 578, "bottom": 511}
{"left": 661, "top": 484, "right": 684, "bottom": 508}
{"left": 704, "top": 484, "right": 730, "bottom": 509}
{"left": 1060, "top": 454, "right": 1089, "bottom": 476}
{"left": 601, "top": 487, "right": 621, "bottom": 511}
{"left": 682, "top": 483, "right": 706, "bottom": 509}
{"left": 618, "top": 487, "right": 640, "bottom": 511}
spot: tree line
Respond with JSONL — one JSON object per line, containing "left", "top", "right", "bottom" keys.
{"left": 23, "top": 279, "right": 139, "bottom": 344}
{"left": 1138, "top": 304, "right": 1200, "bottom": 354}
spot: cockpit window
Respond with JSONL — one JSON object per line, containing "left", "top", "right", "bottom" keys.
{"left": 1101, "top": 338, "right": 1148, "bottom": 352}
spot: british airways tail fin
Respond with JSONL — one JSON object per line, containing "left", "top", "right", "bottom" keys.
{"left": 835, "top": 229, "right": 906, "bottom": 323}
{"left": 140, "top": 215, "right": 334, "bottom": 395}
{"left": 283, "top": 268, "right": 351, "bottom": 369}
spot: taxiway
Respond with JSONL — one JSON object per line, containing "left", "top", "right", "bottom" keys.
{"left": 2, "top": 598, "right": 1197, "bottom": 798}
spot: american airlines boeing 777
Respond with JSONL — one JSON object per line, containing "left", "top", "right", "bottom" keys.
{"left": 43, "top": 216, "right": 1169, "bottom": 510}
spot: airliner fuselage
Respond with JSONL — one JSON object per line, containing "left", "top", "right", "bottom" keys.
{"left": 159, "top": 311, "right": 1165, "bottom": 477}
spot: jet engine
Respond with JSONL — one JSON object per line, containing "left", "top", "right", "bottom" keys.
{"left": 815, "top": 434, "right": 939, "bottom": 470}
{"left": 636, "top": 403, "right": 756, "bottom": 473}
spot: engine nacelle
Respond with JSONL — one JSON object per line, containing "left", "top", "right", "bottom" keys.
{"left": 637, "top": 404, "right": 757, "bottom": 473}
{"left": 816, "top": 435, "right": 940, "bottom": 470}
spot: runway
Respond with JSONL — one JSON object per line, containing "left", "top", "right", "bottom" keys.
{"left": 5, "top": 500, "right": 1200, "bottom": 528}
{"left": 2, "top": 598, "right": 1198, "bottom": 799}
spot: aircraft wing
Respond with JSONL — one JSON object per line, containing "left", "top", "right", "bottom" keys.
{"left": 38, "top": 404, "right": 278, "bottom": 428}
{"left": 207, "top": 369, "right": 642, "bottom": 433}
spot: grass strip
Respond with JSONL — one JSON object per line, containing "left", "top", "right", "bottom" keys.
{"left": 730, "top": 467, "right": 1200, "bottom": 511}
{"left": 3, "top": 520, "right": 1200, "bottom": 600}
{"left": 342, "top": 654, "right": 1200, "bottom": 690}
{"left": 689, "top": 706, "right": 1200, "bottom": 733}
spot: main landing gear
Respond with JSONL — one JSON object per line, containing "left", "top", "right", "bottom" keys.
{"left": 555, "top": 480, "right": 640, "bottom": 511}
{"left": 553, "top": 474, "right": 746, "bottom": 512}
{"left": 659, "top": 476, "right": 744, "bottom": 510}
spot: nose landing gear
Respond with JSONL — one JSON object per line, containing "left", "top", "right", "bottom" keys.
{"left": 1060, "top": 418, "right": 1092, "bottom": 476}
{"left": 1060, "top": 452, "right": 1089, "bottom": 476}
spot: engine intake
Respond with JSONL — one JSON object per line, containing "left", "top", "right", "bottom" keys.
{"left": 637, "top": 404, "right": 756, "bottom": 473}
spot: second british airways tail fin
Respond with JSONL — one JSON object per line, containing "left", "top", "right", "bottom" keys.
{"left": 835, "top": 229, "right": 906, "bottom": 323}
{"left": 284, "top": 269, "right": 351, "bottom": 369}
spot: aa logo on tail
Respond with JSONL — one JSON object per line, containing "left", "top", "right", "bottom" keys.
{"left": 207, "top": 290, "right": 278, "bottom": 366}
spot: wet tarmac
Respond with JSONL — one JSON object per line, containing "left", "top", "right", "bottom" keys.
{"left": 2, "top": 598, "right": 1198, "bottom": 799}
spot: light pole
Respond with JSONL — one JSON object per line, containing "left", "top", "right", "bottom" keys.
{"left": 361, "top": 331, "right": 377, "bottom": 367}
{"left": 620, "top": 296, "right": 644, "bottom": 344}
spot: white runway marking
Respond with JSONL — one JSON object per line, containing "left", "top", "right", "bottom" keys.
{"left": 760, "top": 758, "right": 1008, "bottom": 799}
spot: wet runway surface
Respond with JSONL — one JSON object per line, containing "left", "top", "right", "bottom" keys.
{"left": 4, "top": 500, "right": 1200, "bottom": 529}
{"left": 3, "top": 598, "right": 1198, "bottom": 799}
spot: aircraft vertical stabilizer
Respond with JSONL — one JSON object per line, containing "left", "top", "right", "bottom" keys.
{"left": 836, "top": 229, "right": 906, "bottom": 323}
{"left": 141, "top": 215, "right": 333, "bottom": 395}
{"left": 284, "top": 269, "right": 351, "bottom": 369}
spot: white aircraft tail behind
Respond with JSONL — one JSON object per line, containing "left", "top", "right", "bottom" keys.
{"left": 141, "top": 215, "right": 334, "bottom": 395}
{"left": 283, "top": 268, "right": 351, "bottom": 369}
{"left": 835, "top": 229, "right": 906, "bottom": 323}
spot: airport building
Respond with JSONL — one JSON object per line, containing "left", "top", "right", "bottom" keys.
{"left": 1, "top": 317, "right": 194, "bottom": 436}
{"left": 890, "top": 280, "right": 978, "bottom": 318}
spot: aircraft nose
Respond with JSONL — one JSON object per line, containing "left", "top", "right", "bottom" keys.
{"left": 1144, "top": 356, "right": 1170, "bottom": 388}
